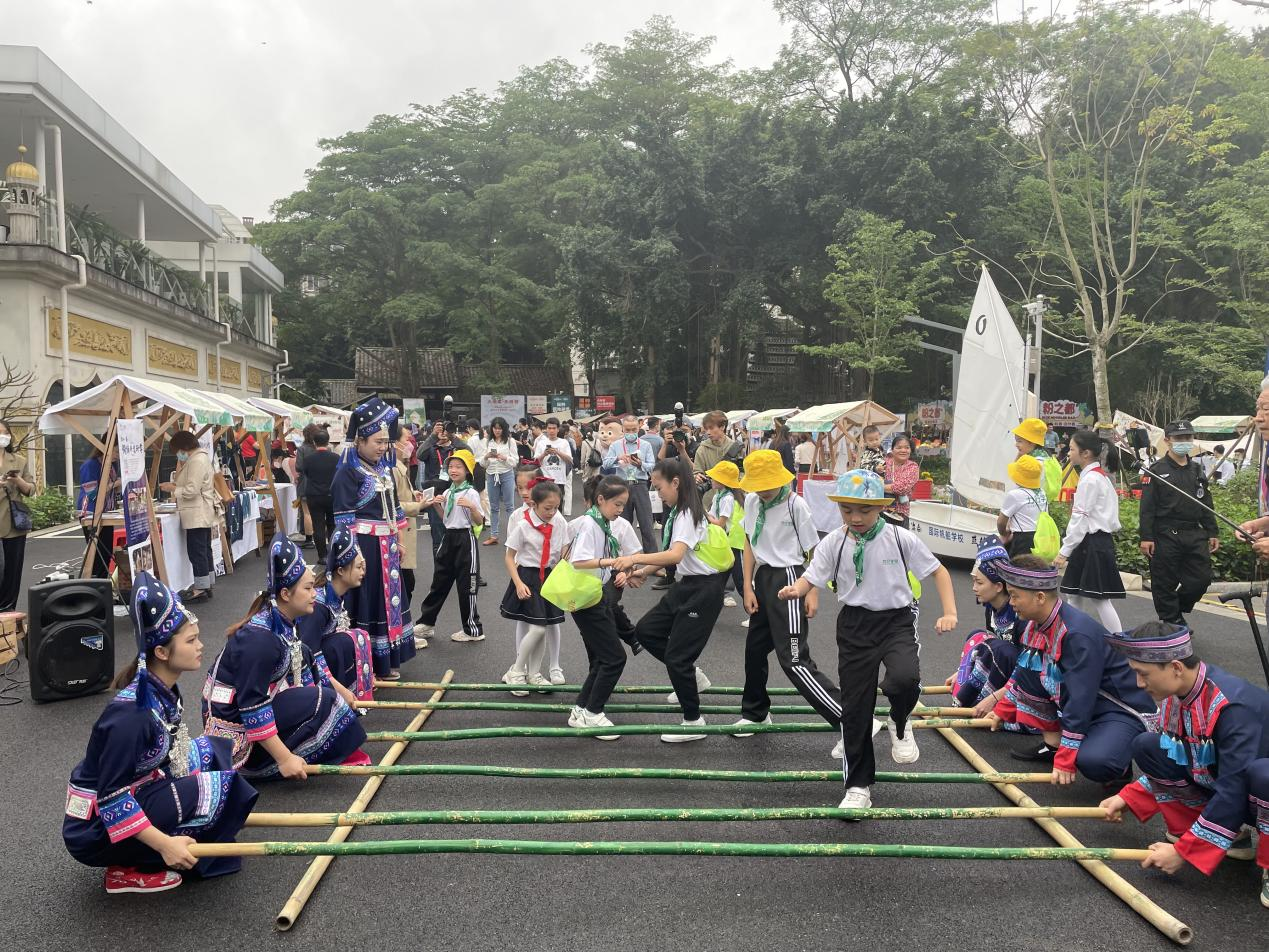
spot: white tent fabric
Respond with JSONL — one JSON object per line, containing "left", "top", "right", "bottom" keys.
{"left": 195, "top": 391, "right": 273, "bottom": 432}
{"left": 39, "top": 374, "right": 233, "bottom": 436}
{"left": 247, "top": 397, "right": 313, "bottom": 430}
{"left": 949, "top": 268, "right": 1029, "bottom": 511}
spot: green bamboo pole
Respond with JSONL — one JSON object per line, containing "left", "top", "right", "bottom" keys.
{"left": 362, "top": 718, "right": 989, "bottom": 742}
{"left": 307, "top": 763, "right": 1054, "bottom": 783}
{"left": 377, "top": 680, "right": 953, "bottom": 696}
{"left": 245, "top": 804, "right": 1108, "bottom": 828}
{"left": 357, "top": 700, "right": 974, "bottom": 718}
{"left": 192, "top": 838, "right": 1150, "bottom": 862}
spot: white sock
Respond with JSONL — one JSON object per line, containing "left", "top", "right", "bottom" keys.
{"left": 511, "top": 621, "right": 536, "bottom": 672}
{"left": 515, "top": 620, "right": 528, "bottom": 653}
{"left": 1071, "top": 595, "right": 1122, "bottom": 633}
{"left": 514, "top": 625, "right": 547, "bottom": 674}
{"left": 546, "top": 624, "right": 562, "bottom": 671}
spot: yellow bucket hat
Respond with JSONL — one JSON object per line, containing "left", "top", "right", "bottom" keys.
{"left": 705, "top": 460, "right": 742, "bottom": 490}
{"left": 1007, "top": 454, "right": 1042, "bottom": 490}
{"left": 738, "top": 449, "right": 794, "bottom": 493}
{"left": 449, "top": 449, "right": 476, "bottom": 478}
{"left": 1012, "top": 417, "right": 1048, "bottom": 447}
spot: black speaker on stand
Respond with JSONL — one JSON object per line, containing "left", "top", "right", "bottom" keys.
{"left": 26, "top": 578, "right": 115, "bottom": 703}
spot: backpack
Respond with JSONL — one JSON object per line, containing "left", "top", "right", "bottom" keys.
{"left": 1031, "top": 511, "right": 1061, "bottom": 561}
{"left": 695, "top": 522, "right": 736, "bottom": 572}
{"left": 1040, "top": 455, "right": 1062, "bottom": 502}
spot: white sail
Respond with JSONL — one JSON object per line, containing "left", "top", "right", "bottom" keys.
{"left": 949, "top": 267, "right": 1028, "bottom": 511}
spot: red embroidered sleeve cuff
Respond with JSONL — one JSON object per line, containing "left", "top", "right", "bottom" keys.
{"left": 1053, "top": 743, "right": 1078, "bottom": 775}
{"left": 1176, "top": 829, "right": 1227, "bottom": 876}
{"left": 993, "top": 694, "right": 1018, "bottom": 722}
{"left": 242, "top": 702, "right": 278, "bottom": 742}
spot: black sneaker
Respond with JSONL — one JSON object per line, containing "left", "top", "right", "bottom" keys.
{"left": 1010, "top": 743, "right": 1057, "bottom": 764}
{"left": 651, "top": 577, "right": 674, "bottom": 590}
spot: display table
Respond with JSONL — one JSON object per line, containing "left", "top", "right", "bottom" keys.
{"left": 252, "top": 481, "right": 297, "bottom": 537}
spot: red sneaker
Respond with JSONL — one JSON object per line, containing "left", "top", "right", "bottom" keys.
{"left": 104, "top": 867, "right": 183, "bottom": 895}
{"left": 340, "top": 749, "right": 372, "bottom": 767}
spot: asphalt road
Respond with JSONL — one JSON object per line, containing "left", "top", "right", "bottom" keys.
{"left": 2, "top": 510, "right": 1266, "bottom": 951}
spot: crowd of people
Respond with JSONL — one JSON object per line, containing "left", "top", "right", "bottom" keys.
{"left": 58, "top": 396, "right": 1269, "bottom": 911}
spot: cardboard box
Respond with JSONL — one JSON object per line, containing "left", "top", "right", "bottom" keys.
{"left": 0, "top": 612, "right": 25, "bottom": 667}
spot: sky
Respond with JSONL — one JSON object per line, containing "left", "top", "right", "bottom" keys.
{"left": 6, "top": 1, "right": 1266, "bottom": 222}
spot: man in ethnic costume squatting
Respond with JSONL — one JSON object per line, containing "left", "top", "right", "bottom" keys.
{"left": 1099, "top": 621, "right": 1269, "bottom": 906}
{"left": 64, "top": 573, "right": 258, "bottom": 894}
{"left": 332, "top": 397, "right": 416, "bottom": 679}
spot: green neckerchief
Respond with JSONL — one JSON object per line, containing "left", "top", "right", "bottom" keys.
{"left": 661, "top": 505, "right": 678, "bottom": 551}
{"left": 445, "top": 481, "right": 472, "bottom": 517}
{"left": 588, "top": 505, "right": 620, "bottom": 559}
{"left": 849, "top": 518, "right": 888, "bottom": 585}
{"left": 750, "top": 485, "right": 791, "bottom": 545}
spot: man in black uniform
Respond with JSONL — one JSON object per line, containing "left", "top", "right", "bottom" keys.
{"left": 1138, "top": 420, "right": 1220, "bottom": 625}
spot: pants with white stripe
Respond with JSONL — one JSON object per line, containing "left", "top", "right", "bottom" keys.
{"left": 417, "top": 528, "right": 483, "bottom": 638}
{"left": 741, "top": 564, "right": 842, "bottom": 726}
{"left": 836, "top": 604, "right": 921, "bottom": 789}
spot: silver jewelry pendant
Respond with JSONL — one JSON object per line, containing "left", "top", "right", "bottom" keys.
{"left": 334, "top": 605, "right": 351, "bottom": 631}
{"left": 169, "top": 722, "right": 193, "bottom": 778}
{"left": 288, "top": 633, "right": 304, "bottom": 685}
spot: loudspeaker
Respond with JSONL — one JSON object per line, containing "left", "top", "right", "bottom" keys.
{"left": 26, "top": 578, "right": 114, "bottom": 703}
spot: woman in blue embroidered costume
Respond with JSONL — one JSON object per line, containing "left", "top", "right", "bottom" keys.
{"left": 947, "top": 537, "right": 1032, "bottom": 732}
{"left": 985, "top": 554, "right": 1154, "bottom": 785}
{"left": 202, "top": 535, "right": 368, "bottom": 780}
{"left": 297, "top": 525, "right": 375, "bottom": 702}
{"left": 1098, "top": 621, "right": 1269, "bottom": 894}
{"left": 331, "top": 397, "right": 416, "bottom": 679}
{"left": 64, "top": 573, "right": 258, "bottom": 895}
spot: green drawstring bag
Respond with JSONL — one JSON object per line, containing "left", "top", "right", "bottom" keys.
{"left": 726, "top": 511, "right": 747, "bottom": 550}
{"left": 1031, "top": 511, "right": 1061, "bottom": 562}
{"left": 695, "top": 523, "right": 736, "bottom": 573}
{"left": 541, "top": 560, "right": 604, "bottom": 612}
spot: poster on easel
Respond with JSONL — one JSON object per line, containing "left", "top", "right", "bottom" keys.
{"left": 117, "top": 419, "right": 151, "bottom": 547}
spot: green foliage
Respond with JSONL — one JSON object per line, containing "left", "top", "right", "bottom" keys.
{"left": 27, "top": 488, "right": 74, "bottom": 531}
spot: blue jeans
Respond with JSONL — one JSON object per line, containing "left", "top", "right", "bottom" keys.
{"left": 486, "top": 470, "right": 516, "bottom": 539}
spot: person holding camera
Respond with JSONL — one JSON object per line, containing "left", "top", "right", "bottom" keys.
{"left": 602, "top": 414, "right": 659, "bottom": 555}
{"left": 692, "top": 410, "right": 742, "bottom": 508}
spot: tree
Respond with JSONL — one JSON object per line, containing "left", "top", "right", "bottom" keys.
{"left": 969, "top": 6, "right": 1229, "bottom": 420}
{"left": 799, "top": 212, "right": 944, "bottom": 400}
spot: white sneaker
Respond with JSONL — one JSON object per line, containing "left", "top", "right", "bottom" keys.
{"left": 837, "top": 786, "right": 872, "bottom": 818}
{"left": 503, "top": 669, "right": 529, "bottom": 698}
{"left": 666, "top": 668, "right": 712, "bottom": 704}
{"left": 415, "top": 623, "right": 435, "bottom": 639}
{"left": 741, "top": 618, "right": 750, "bottom": 628}
{"left": 661, "top": 716, "right": 708, "bottom": 743}
{"left": 886, "top": 717, "right": 919, "bottom": 764}
{"left": 731, "top": 715, "right": 772, "bottom": 738}
{"left": 567, "top": 706, "right": 586, "bottom": 728}
{"left": 451, "top": 630, "right": 485, "bottom": 642}
{"left": 414, "top": 636, "right": 429, "bottom": 650}
{"left": 723, "top": 595, "right": 737, "bottom": 608}
{"left": 872, "top": 717, "right": 883, "bottom": 737}
{"left": 831, "top": 738, "right": 844, "bottom": 760}
{"left": 528, "top": 672, "right": 551, "bottom": 694}
{"left": 581, "top": 709, "right": 620, "bottom": 741}
{"left": 549, "top": 666, "right": 566, "bottom": 685}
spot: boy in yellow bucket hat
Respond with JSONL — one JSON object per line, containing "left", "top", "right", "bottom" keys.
{"left": 416, "top": 448, "right": 487, "bottom": 644}
{"left": 778, "top": 468, "right": 958, "bottom": 813}
{"left": 731, "top": 450, "right": 845, "bottom": 755}
{"left": 998, "top": 453, "right": 1049, "bottom": 559}
{"left": 704, "top": 460, "right": 748, "bottom": 609}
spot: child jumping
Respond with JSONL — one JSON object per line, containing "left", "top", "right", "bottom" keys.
{"left": 415, "top": 449, "right": 486, "bottom": 644}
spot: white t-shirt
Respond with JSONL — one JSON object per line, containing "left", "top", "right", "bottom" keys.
{"left": 569, "top": 513, "right": 642, "bottom": 583}
{"left": 441, "top": 486, "right": 485, "bottom": 529}
{"left": 804, "top": 523, "right": 941, "bottom": 608}
{"left": 534, "top": 436, "right": 573, "bottom": 484}
{"left": 1059, "top": 464, "right": 1121, "bottom": 558}
{"left": 1000, "top": 487, "right": 1046, "bottom": 532}
{"left": 709, "top": 491, "right": 736, "bottom": 528}
{"left": 743, "top": 491, "right": 819, "bottom": 569}
{"left": 482, "top": 438, "right": 517, "bottom": 477}
{"left": 794, "top": 441, "right": 815, "bottom": 466}
{"left": 505, "top": 509, "right": 569, "bottom": 570}
{"left": 666, "top": 508, "right": 713, "bottom": 577}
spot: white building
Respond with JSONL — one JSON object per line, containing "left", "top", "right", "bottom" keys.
{"left": 0, "top": 46, "right": 286, "bottom": 487}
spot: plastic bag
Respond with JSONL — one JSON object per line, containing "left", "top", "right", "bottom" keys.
{"left": 541, "top": 560, "right": 604, "bottom": 612}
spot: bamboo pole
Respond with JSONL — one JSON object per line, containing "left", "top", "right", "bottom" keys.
{"left": 307, "top": 763, "right": 1055, "bottom": 784}
{"left": 273, "top": 669, "right": 454, "bottom": 932}
{"left": 377, "top": 680, "right": 954, "bottom": 696}
{"left": 357, "top": 700, "right": 975, "bottom": 718}
{"left": 934, "top": 726, "right": 1193, "bottom": 945}
{"left": 194, "top": 838, "right": 1152, "bottom": 862}
{"left": 246, "top": 804, "right": 1109, "bottom": 828}
{"left": 363, "top": 719, "right": 991, "bottom": 743}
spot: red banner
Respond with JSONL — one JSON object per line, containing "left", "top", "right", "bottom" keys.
{"left": 595, "top": 395, "right": 616, "bottom": 412}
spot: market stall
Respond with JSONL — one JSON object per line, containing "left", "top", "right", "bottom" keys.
{"left": 746, "top": 408, "right": 800, "bottom": 449}
{"left": 247, "top": 397, "right": 313, "bottom": 538}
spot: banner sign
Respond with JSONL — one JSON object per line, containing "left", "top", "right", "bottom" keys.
{"left": 480, "top": 394, "right": 526, "bottom": 427}
{"left": 1039, "top": 399, "right": 1092, "bottom": 427}
{"left": 402, "top": 398, "right": 427, "bottom": 431}
{"left": 915, "top": 401, "right": 951, "bottom": 429}
{"left": 117, "top": 418, "right": 156, "bottom": 580}
{"left": 549, "top": 394, "right": 572, "bottom": 417}
{"left": 526, "top": 395, "right": 548, "bottom": 416}
{"left": 595, "top": 395, "right": 616, "bottom": 412}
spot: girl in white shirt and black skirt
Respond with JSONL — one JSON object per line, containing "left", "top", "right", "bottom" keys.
{"left": 612, "top": 458, "right": 727, "bottom": 743}
{"left": 1055, "top": 428, "right": 1125, "bottom": 632}
{"left": 499, "top": 478, "right": 569, "bottom": 693}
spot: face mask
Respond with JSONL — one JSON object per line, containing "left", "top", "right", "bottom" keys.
{"left": 176, "top": 451, "right": 189, "bottom": 462}
{"left": 1170, "top": 441, "right": 1194, "bottom": 456}
{"left": 0, "top": 435, "right": 9, "bottom": 449}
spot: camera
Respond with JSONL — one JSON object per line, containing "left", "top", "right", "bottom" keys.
{"left": 673, "top": 429, "right": 687, "bottom": 444}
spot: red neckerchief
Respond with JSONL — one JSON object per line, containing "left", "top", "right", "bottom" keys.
{"left": 525, "top": 510, "right": 553, "bottom": 581}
